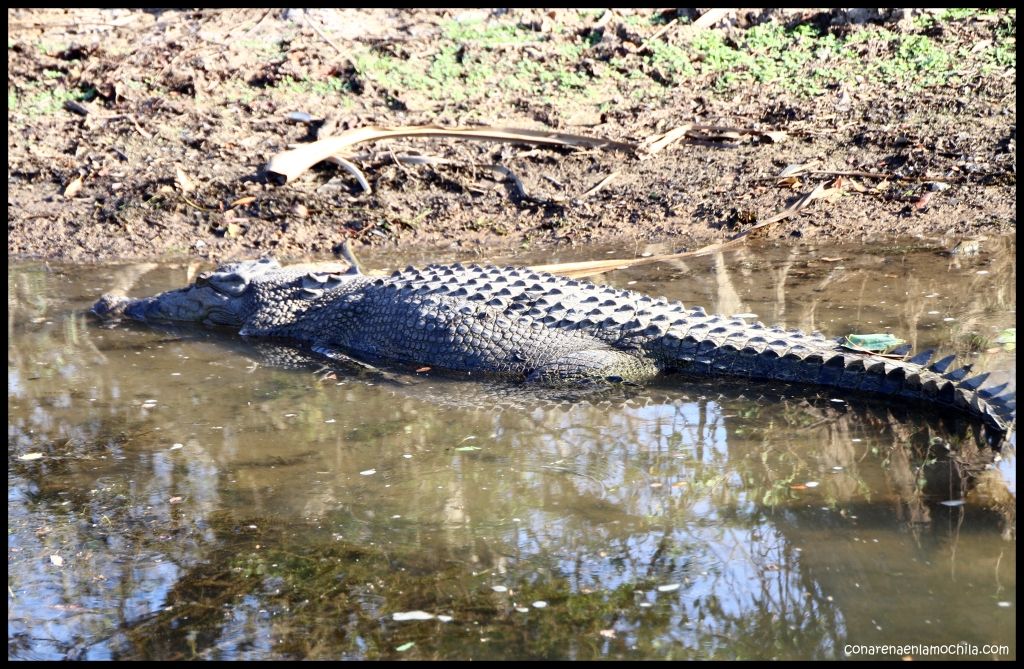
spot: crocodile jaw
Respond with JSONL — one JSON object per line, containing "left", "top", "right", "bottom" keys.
{"left": 91, "top": 286, "right": 246, "bottom": 328}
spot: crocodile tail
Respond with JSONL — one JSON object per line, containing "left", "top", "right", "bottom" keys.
{"left": 954, "top": 372, "right": 1015, "bottom": 434}
{"left": 830, "top": 351, "right": 1015, "bottom": 434}
{"left": 665, "top": 339, "right": 1016, "bottom": 434}
{"left": 899, "top": 350, "right": 1016, "bottom": 434}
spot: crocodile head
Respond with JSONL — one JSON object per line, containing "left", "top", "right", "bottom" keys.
{"left": 91, "top": 258, "right": 282, "bottom": 328}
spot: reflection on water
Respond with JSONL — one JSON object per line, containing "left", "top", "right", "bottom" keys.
{"left": 8, "top": 239, "right": 1016, "bottom": 660}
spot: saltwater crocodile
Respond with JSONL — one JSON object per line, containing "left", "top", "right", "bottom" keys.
{"left": 92, "top": 256, "right": 1015, "bottom": 434}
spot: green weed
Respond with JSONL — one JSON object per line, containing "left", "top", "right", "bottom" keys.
{"left": 9, "top": 81, "right": 90, "bottom": 115}
{"left": 257, "top": 9, "right": 1016, "bottom": 112}
{"left": 234, "top": 38, "right": 286, "bottom": 58}
{"left": 441, "top": 18, "right": 535, "bottom": 46}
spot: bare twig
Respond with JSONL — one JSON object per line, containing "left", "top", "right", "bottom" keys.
{"left": 391, "top": 153, "right": 448, "bottom": 167}
{"left": 267, "top": 122, "right": 786, "bottom": 187}
{"left": 755, "top": 180, "right": 834, "bottom": 226}
{"left": 124, "top": 115, "right": 153, "bottom": 140}
{"left": 303, "top": 10, "right": 346, "bottom": 56}
{"left": 358, "top": 152, "right": 551, "bottom": 204}
{"left": 534, "top": 180, "right": 842, "bottom": 279}
{"left": 580, "top": 170, "right": 623, "bottom": 199}
{"left": 762, "top": 166, "right": 958, "bottom": 185}
{"left": 636, "top": 14, "right": 682, "bottom": 54}
{"left": 387, "top": 148, "right": 414, "bottom": 175}
{"left": 530, "top": 233, "right": 762, "bottom": 279}
{"left": 805, "top": 169, "right": 931, "bottom": 181}
{"left": 541, "top": 174, "right": 564, "bottom": 188}
{"left": 325, "top": 155, "right": 372, "bottom": 193}
{"left": 690, "top": 8, "right": 733, "bottom": 29}
{"left": 639, "top": 124, "right": 693, "bottom": 157}
{"left": 232, "top": 8, "right": 274, "bottom": 39}
{"left": 689, "top": 123, "right": 786, "bottom": 142}
{"left": 593, "top": 9, "right": 614, "bottom": 30}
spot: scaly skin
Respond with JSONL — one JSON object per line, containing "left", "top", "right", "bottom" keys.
{"left": 92, "top": 258, "right": 1015, "bottom": 433}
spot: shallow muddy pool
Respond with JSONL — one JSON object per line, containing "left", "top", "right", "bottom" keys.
{"left": 8, "top": 238, "right": 1016, "bottom": 660}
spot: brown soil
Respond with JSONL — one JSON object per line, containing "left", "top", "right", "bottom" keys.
{"left": 7, "top": 8, "right": 1016, "bottom": 263}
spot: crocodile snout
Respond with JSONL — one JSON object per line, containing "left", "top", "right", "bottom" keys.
{"left": 90, "top": 294, "right": 133, "bottom": 320}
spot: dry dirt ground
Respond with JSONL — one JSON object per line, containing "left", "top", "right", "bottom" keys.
{"left": 7, "top": 8, "right": 1017, "bottom": 262}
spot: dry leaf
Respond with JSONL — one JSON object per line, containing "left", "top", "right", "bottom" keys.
{"left": 971, "top": 39, "right": 993, "bottom": 54}
{"left": 820, "top": 187, "right": 845, "bottom": 203}
{"left": 175, "top": 166, "right": 195, "bottom": 193}
{"left": 186, "top": 260, "right": 202, "bottom": 284}
{"left": 778, "top": 163, "right": 810, "bottom": 178}
{"left": 640, "top": 124, "right": 692, "bottom": 157}
{"left": 64, "top": 175, "right": 83, "bottom": 198}
{"left": 758, "top": 180, "right": 831, "bottom": 225}
{"left": 845, "top": 178, "right": 867, "bottom": 193}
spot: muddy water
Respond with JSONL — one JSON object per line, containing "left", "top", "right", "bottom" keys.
{"left": 8, "top": 239, "right": 1016, "bottom": 660}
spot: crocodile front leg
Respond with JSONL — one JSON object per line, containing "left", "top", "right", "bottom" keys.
{"left": 527, "top": 348, "right": 660, "bottom": 385}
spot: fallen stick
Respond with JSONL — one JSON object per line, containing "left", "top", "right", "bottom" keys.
{"left": 266, "top": 125, "right": 635, "bottom": 183}
{"left": 303, "top": 10, "right": 346, "bottom": 56}
{"left": 528, "top": 237, "right": 749, "bottom": 279}
{"left": 364, "top": 152, "right": 551, "bottom": 203}
{"left": 533, "top": 180, "right": 838, "bottom": 279}
{"left": 580, "top": 169, "right": 623, "bottom": 199}
{"left": 325, "top": 155, "right": 372, "bottom": 192}
{"left": 267, "top": 122, "right": 787, "bottom": 191}
{"left": 636, "top": 14, "right": 682, "bottom": 54}
{"left": 639, "top": 124, "right": 693, "bottom": 157}
{"left": 690, "top": 8, "right": 733, "bottom": 29}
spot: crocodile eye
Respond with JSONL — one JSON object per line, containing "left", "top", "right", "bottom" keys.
{"left": 207, "top": 272, "right": 248, "bottom": 296}
{"left": 196, "top": 259, "right": 276, "bottom": 296}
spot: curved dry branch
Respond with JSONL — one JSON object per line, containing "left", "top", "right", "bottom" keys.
{"left": 266, "top": 125, "right": 636, "bottom": 183}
